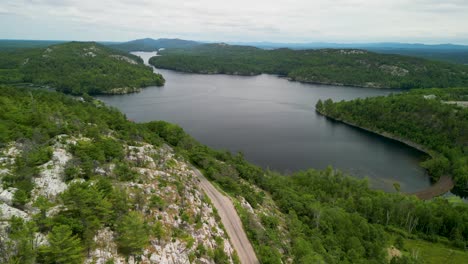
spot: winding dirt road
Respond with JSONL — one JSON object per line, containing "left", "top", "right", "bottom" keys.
{"left": 193, "top": 168, "right": 259, "bottom": 264}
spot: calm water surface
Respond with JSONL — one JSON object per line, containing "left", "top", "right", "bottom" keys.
{"left": 97, "top": 51, "right": 431, "bottom": 192}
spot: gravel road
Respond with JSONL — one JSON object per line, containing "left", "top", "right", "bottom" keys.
{"left": 193, "top": 168, "right": 259, "bottom": 264}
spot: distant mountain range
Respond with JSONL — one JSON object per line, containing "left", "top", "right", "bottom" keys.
{"left": 228, "top": 41, "right": 468, "bottom": 50}
{"left": 0, "top": 38, "right": 201, "bottom": 53}
{"left": 227, "top": 42, "right": 468, "bottom": 64}
{"left": 1, "top": 38, "right": 468, "bottom": 64}
{"left": 108, "top": 38, "right": 201, "bottom": 52}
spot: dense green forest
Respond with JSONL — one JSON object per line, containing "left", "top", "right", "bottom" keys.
{"left": 2, "top": 86, "right": 468, "bottom": 263}
{"left": 239, "top": 42, "right": 468, "bottom": 64}
{"left": 0, "top": 86, "right": 154, "bottom": 263}
{"left": 316, "top": 88, "right": 468, "bottom": 195}
{"left": 0, "top": 42, "right": 165, "bottom": 95}
{"left": 372, "top": 49, "right": 468, "bottom": 65}
{"left": 149, "top": 43, "right": 468, "bottom": 89}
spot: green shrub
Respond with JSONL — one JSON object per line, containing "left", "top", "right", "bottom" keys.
{"left": 114, "top": 162, "right": 138, "bottom": 181}
{"left": 149, "top": 195, "right": 166, "bottom": 210}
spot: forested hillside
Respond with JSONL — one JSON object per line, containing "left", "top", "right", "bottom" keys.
{"left": 150, "top": 43, "right": 468, "bottom": 89}
{"left": 235, "top": 42, "right": 468, "bottom": 64}
{"left": 316, "top": 88, "right": 468, "bottom": 195}
{"left": 1, "top": 85, "right": 468, "bottom": 263}
{"left": 370, "top": 49, "right": 468, "bottom": 65}
{"left": 0, "top": 86, "right": 242, "bottom": 263}
{"left": 0, "top": 42, "right": 165, "bottom": 95}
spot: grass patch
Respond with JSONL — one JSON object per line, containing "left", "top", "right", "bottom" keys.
{"left": 397, "top": 237, "right": 468, "bottom": 264}
{"left": 387, "top": 230, "right": 468, "bottom": 264}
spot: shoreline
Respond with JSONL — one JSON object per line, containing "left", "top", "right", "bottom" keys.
{"left": 148, "top": 63, "right": 404, "bottom": 90}
{"left": 316, "top": 109, "right": 454, "bottom": 200}
{"left": 148, "top": 54, "right": 404, "bottom": 90}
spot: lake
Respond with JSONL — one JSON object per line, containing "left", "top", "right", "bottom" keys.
{"left": 96, "top": 51, "right": 431, "bottom": 193}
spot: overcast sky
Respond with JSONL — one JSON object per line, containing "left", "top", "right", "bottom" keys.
{"left": 1, "top": 0, "right": 467, "bottom": 44}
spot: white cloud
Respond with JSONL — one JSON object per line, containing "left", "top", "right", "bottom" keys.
{"left": 0, "top": 0, "right": 467, "bottom": 43}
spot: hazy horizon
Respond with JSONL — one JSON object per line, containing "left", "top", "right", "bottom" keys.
{"left": 1, "top": 0, "right": 468, "bottom": 45}
{"left": 1, "top": 38, "right": 468, "bottom": 47}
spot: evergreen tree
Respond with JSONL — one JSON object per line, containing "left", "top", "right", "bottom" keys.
{"left": 6, "top": 217, "right": 37, "bottom": 264}
{"left": 115, "top": 211, "right": 149, "bottom": 256}
{"left": 39, "top": 225, "right": 83, "bottom": 264}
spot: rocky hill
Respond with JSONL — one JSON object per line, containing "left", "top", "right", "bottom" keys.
{"left": 0, "top": 42, "right": 165, "bottom": 95}
{"left": 0, "top": 85, "right": 291, "bottom": 263}
{"left": 0, "top": 135, "right": 240, "bottom": 263}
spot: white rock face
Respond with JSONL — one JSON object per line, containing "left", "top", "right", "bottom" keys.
{"left": 85, "top": 143, "right": 237, "bottom": 263}
{"left": 126, "top": 144, "right": 158, "bottom": 169}
{"left": 240, "top": 197, "right": 255, "bottom": 214}
{"left": 34, "top": 233, "right": 48, "bottom": 247}
{"left": 0, "top": 143, "right": 21, "bottom": 166}
{"left": 0, "top": 187, "right": 17, "bottom": 205}
{"left": 110, "top": 55, "right": 138, "bottom": 65}
{"left": 0, "top": 203, "right": 30, "bottom": 220}
{"left": 42, "top": 48, "right": 53, "bottom": 58}
{"left": 33, "top": 148, "right": 71, "bottom": 200}
{"left": 379, "top": 64, "right": 409, "bottom": 77}
{"left": 1, "top": 138, "right": 239, "bottom": 263}
{"left": 85, "top": 228, "right": 120, "bottom": 264}
{"left": 339, "top": 49, "right": 366, "bottom": 55}
{"left": 149, "top": 240, "right": 191, "bottom": 264}
{"left": 85, "top": 51, "right": 97, "bottom": 57}
{"left": 0, "top": 168, "right": 10, "bottom": 176}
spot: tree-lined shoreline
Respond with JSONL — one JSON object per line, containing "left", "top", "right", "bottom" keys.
{"left": 316, "top": 108, "right": 455, "bottom": 199}
{"left": 149, "top": 43, "right": 468, "bottom": 89}
{"left": 315, "top": 88, "right": 467, "bottom": 197}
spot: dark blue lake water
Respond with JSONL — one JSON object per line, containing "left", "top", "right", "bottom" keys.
{"left": 96, "top": 52, "right": 431, "bottom": 193}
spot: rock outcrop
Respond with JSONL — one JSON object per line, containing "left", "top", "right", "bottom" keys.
{"left": 0, "top": 136, "right": 238, "bottom": 263}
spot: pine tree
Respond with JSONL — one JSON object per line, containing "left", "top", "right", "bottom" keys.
{"left": 6, "top": 217, "right": 37, "bottom": 264}
{"left": 40, "top": 225, "right": 83, "bottom": 264}
{"left": 116, "top": 211, "right": 149, "bottom": 256}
